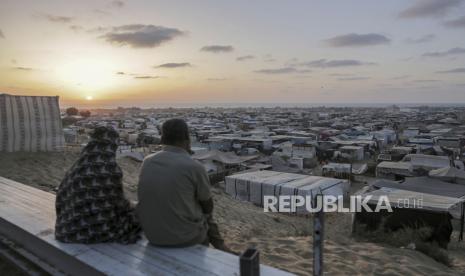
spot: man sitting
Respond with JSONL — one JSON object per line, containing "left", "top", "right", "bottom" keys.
{"left": 137, "top": 118, "right": 229, "bottom": 251}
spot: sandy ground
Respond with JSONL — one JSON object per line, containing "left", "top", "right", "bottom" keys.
{"left": 1, "top": 151, "right": 465, "bottom": 275}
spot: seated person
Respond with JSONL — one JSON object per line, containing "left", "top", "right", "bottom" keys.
{"left": 137, "top": 118, "right": 228, "bottom": 251}
{"left": 55, "top": 126, "right": 140, "bottom": 244}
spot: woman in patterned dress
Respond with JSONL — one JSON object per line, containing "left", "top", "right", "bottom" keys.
{"left": 55, "top": 126, "right": 140, "bottom": 244}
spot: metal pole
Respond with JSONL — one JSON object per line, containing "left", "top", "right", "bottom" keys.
{"left": 313, "top": 194, "right": 324, "bottom": 276}
{"left": 460, "top": 202, "right": 464, "bottom": 242}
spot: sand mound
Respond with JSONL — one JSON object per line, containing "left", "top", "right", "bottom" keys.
{"left": 1, "top": 152, "right": 464, "bottom": 275}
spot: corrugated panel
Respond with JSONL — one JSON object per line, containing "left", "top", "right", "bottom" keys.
{"left": 0, "top": 94, "right": 64, "bottom": 152}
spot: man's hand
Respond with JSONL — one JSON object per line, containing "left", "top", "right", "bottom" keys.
{"left": 199, "top": 197, "right": 213, "bottom": 214}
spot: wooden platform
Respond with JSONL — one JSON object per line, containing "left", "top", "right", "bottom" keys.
{"left": 0, "top": 176, "right": 294, "bottom": 276}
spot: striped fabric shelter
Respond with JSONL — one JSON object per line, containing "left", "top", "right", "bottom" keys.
{"left": 0, "top": 94, "right": 64, "bottom": 152}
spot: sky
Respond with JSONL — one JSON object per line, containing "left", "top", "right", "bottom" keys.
{"left": 0, "top": 0, "right": 465, "bottom": 108}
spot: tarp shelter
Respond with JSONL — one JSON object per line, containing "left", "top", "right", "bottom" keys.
{"left": 429, "top": 167, "right": 465, "bottom": 185}
{"left": 225, "top": 170, "right": 349, "bottom": 214}
{"left": 363, "top": 187, "right": 464, "bottom": 213}
{"left": 372, "top": 178, "right": 465, "bottom": 199}
{"left": 402, "top": 154, "right": 451, "bottom": 171}
{"left": 192, "top": 149, "right": 258, "bottom": 164}
{"left": 356, "top": 187, "right": 463, "bottom": 246}
{"left": 0, "top": 94, "right": 64, "bottom": 152}
{"left": 362, "top": 184, "right": 465, "bottom": 241}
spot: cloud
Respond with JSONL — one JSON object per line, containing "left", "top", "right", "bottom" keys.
{"left": 0, "top": 28, "right": 4, "bottom": 38}
{"left": 298, "top": 59, "right": 375, "bottom": 68}
{"left": 99, "top": 24, "right": 185, "bottom": 48}
{"left": 413, "top": 79, "right": 440, "bottom": 83}
{"left": 12, "top": 66, "right": 33, "bottom": 71}
{"left": 254, "top": 67, "right": 298, "bottom": 74}
{"left": 94, "top": 9, "right": 111, "bottom": 16}
{"left": 391, "top": 75, "right": 411, "bottom": 80}
{"left": 324, "top": 33, "right": 390, "bottom": 47}
{"left": 264, "top": 54, "right": 275, "bottom": 62}
{"left": 236, "top": 55, "right": 255, "bottom": 61}
{"left": 155, "top": 62, "right": 191, "bottom": 68}
{"left": 406, "top": 34, "right": 436, "bottom": 43}
{"left": 110, "top": 1, "right": 125, "bottom": 8}
{"left": 422, "top": 47, "right": 465, "bottom": 57}
{"left": 254, "top": 67, "right": 311, "bottom": 74}
{"left": 36, "top": 13, "right": 74, "bottom": 23}
{"left": 200, "top": 45, "right": 234, "bottom": 53}
{"left": 69, "top": 25, "right": 84, "bottom": 32}
{"left": 443, "top": 15, "right": 465, "bottom": 28}
{"left": 338, "top": 77, "right": 371, "bottom": 81}
{"left": 134, "top": 75, "right": 160, "bottom": 79}
{"left": 398, "top": 0, "right": 463, "bottom": 18}
{"left": 207, "top": 78, "right": 228, "bottom": 81}
{"left": 436, "top": 67, "right": 465, "bottom": 73}
{"left": 329, "top": 73, "right": 355, "bottom": 77}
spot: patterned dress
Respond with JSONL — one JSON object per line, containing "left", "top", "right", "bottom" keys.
{"left": 55, "top": 126, "right": 141, "bottom": 244}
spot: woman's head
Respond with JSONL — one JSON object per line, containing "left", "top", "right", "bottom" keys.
{"left": 91, "top": 126, "right": 119, "bottom": 143}
{"left": 84, "top": 126, "right": 119, "bottom": 154}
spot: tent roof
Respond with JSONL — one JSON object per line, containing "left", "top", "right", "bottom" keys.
{"left": 363, "top": 187, "right": 465, "bottom": 213}
{"left": 429, "top": 166, "right": 465, "bottom": 179}
{"left": 192, "top": 149, "right": 258, "bottom": 164}
{"left": 372, "top": 177, "right": 465, "bottom": 198}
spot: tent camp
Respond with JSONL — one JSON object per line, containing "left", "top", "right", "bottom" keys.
{"left": 0, "top": 94, "right": 64, "bottom": 152}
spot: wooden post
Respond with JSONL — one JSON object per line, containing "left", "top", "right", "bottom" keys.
{"left": 313, "top": 194, "right": 324, "bottom": 276}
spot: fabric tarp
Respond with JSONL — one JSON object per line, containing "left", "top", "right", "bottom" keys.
{"left": 0, "top": 94, "right": 64, "bottom": 152}
{"left": 429, "top": 167, "right": 465, "bottom": 184}
{"left": 372, "top": 177, "right": 465, "bottom": 198}
{"left": 192, "top": 149, "right": 258, "bottom": 164}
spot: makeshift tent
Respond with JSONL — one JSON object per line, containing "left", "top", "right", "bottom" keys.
{"left": 192, "top": 149, "right": 258, "bottom": 164}
{"left": 429, "top": 167, "right": 465, "bottom": 185}
{"left": 372, "top": 178, "right": 465, "bottom": 199}
{"left": 0, "top": 94, "right": 64, "bottom": 152}
{"left": 355, "top": 187, "right": 465, "bottom": 246}
{"left": 225, "top": 170, "right": 349, "bottom": 214}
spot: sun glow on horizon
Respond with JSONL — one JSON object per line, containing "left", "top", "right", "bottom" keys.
{"left": 55, "top": 58, "right": 118, "bottom": 93}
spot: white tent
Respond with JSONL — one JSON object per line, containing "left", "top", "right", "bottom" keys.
{"left": 225, "top": 170, "right": 349, "bottom": 213}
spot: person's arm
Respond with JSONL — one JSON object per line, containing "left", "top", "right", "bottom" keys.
{"left": 193, "top": 164, "right": 213, "bottom": 214}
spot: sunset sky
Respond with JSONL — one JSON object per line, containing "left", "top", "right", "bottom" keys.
{"left": 1, "top": 0, "right": 465, "bottom": 107}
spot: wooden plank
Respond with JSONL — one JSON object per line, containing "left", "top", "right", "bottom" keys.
{"left": 0, "top": 177, "right": 55, "bottom": 201}
{"left": 106, "top": 242, "right": 236, "bottom": 276}
{"left": 0, "top": 185, "right": 55, "bottom": 214}
{"left": 0, "top": 177, "right": 294, "bottom": 276}
{"left": 75, "top": 249, "right": 148, "bottom": 276}
{"left": 91, "top": 244, "right": 189, "bottom": 276}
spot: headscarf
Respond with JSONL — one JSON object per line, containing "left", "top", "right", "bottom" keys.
{"left": 55, "top": 126, "right": 140, "bottom": 243}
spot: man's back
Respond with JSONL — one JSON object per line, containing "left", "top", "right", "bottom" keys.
{"left": 137, "top": 145, "right": 211, "bottom": 246}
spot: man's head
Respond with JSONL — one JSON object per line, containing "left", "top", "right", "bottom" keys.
{"left": 161, "top": 118, "right": 190, "bottom": 150}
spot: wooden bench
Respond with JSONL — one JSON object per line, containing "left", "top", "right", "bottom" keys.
{"left": 0, "top": 176, "right": 293, "bottom": 276}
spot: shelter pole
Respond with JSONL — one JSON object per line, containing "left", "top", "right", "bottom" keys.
{"left": 313, "top": 194, "right": 324, "bottom": 276}
{"left": 460, "top": 203, "right": 464, "bottom": 242}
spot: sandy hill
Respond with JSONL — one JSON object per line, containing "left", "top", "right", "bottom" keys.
{"left": 0, "top": 152, "right": 464, "bottom": 275}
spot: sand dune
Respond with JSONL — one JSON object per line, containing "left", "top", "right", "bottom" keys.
{"left": 0, "top": 151, "right": 464, "bottom": 275}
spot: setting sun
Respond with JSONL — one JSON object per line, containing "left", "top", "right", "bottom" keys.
{"left": 85, "top": 95, "right": 93, "bottom": 101}
{"left": 55, "top": 58, "right": 117, "bottom": 93}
